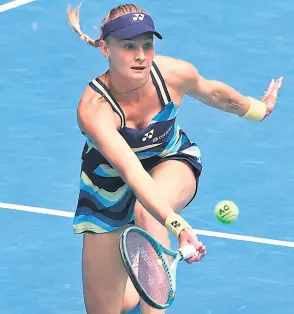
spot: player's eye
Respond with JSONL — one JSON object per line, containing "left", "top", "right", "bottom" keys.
{"left": 143, "top": 42, "right": 153, "bottom": 50}
{"left": 123, "top": 43, "right": 136, "bottom": 50}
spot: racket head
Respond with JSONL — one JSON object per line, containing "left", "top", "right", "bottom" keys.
{"left": 119, "top": 226, "right": 177, "bottom": 309}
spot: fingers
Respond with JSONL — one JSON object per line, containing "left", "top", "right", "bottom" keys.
{"left": 271, "top": 76, "right": 283, "bottom": 95}
{"left": 262, "top": 79, "right": 275, "bottom": 101}
{"left": 178, "top": 229, "right": 206, "bottom": 264}
{"left": 262, "top": 76, "right": 284, "bottom": 102}
{"left": 266, "top": 79, "right": 275, "bottom": 94}
{"left": 275, "top": 76, "right": 284, "bottom": 90}
{"left": 186, "top": 242, "right": 206, "bottom": 264}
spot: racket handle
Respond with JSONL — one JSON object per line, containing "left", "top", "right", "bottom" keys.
{"left": 178, "top": 245, "right": 197, "bottom": 260}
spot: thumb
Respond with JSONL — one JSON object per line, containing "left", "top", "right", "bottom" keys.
{"left": 178, "top": 232, "right": 188, "bottom": 248}
{"left": 178, "top": 229, "right": 192, "bottom": 248}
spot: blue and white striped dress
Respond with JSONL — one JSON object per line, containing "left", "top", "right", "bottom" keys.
{"left": 73, "top": 62, "right": 202, "bottom": 234}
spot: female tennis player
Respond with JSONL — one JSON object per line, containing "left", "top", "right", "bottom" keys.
{"left": 67, "top": 3, "right": 283, "bottom": 314}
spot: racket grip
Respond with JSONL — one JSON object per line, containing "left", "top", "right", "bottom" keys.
{"left": 178, "top": 245, "right": 197, "bottom": 260}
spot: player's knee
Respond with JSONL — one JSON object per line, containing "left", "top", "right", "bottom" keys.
{"left": 134, "top": 202, "right": 154, "bottom": 227}
{"left": 121, "top": 293, "right": 139, "bottom": 313}
{"left": 121, "top": 277, "right": 140, "bottom": 313}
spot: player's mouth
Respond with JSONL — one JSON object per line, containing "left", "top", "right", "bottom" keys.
{"left": 131, "top": 66, "right": 146, "bottom": 71}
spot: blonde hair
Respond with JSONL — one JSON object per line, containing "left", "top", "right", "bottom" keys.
{"left": 66, "top": 3, "right": 149, "bottom": 48}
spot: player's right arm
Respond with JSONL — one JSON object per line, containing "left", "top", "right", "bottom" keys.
{"left": 77, "top": 91, "right": 175, "bottom": 225}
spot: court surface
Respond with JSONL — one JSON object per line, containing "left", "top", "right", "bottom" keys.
{"left": 1, "top": 0, "right": 293, "bottom": 313}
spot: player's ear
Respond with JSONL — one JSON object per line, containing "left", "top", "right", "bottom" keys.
{"left": 100, "top": 39, "right": 109, "bottom": 58}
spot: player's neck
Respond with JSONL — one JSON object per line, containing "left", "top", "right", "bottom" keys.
{"left": 107, "top": 70, "right": 151, "bottom": 101}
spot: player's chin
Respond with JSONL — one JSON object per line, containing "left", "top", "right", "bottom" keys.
{"left": 129, "top": 67, "right": 149, "bottom": 79}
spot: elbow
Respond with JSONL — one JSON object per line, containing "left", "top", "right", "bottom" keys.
{"left": 210, "top": 81, "right": 226, "bottom": 104}
{"left": 203, "top": 89, "right": 223, "bottom": 108}
{"left": 211, "top": 90, "right": 222, "bottom": 104}
{"left": 208, "top": 81, "right": 230, "bottom": 109}
{"left": 198, "top": 80, "right": 224, "bottom": 107}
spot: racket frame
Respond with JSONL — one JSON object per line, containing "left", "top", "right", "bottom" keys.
{"left": 119, "top": 226, "right": 181, "bottom": 309}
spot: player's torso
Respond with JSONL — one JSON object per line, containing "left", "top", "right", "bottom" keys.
{"left": 82, "top": 61, "right": 186, "bottom": 162}
{"left": 82, "top": 101, "right": 180, "bottom": 165}
{"left": 118, "top": 102, "right": 178, "bottom": 158}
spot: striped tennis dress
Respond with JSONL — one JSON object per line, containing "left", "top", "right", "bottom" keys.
{"left": 73, "top": 62, "right": 202, "bottom": 234}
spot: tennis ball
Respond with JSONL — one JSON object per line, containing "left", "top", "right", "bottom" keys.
{"left": 214, "top": 200, "right": 238, "bottom": 224}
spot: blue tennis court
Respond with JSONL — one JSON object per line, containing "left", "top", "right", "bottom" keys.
{"left": 1, "top": 0, "right": 293, "bottom": 313}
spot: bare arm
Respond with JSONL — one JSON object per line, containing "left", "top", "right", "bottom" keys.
{"left": 162, "top": 57, "right": 282, "bottom": 120}
{"left": 78, "top": 94, "right": 175, "bottom": 224}
{"left": 172, "top": 58, "right": 252, "bottom": 116}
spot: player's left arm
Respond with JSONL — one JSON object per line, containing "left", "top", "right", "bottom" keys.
{"left": 176, "top": 59, "right": 283, "bottom": 121}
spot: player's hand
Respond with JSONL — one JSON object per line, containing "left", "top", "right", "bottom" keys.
{"left": 178, "top": 228, "right": 206, "bottom": 264}
{"left": 261, "top": 76, "right": 283, "bottom": 119}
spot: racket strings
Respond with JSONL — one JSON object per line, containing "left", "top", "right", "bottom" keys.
{"left": 125, "top": 231, "right": 172, "bottom": 304}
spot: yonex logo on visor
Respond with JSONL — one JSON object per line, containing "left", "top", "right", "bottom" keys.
{"left": 101, "top": 13, "right": 162, "bottom": 40}
{"left": 133, "top": 14, "right": 145, "bottom": 21}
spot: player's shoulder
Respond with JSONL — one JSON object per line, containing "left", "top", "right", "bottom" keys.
{"left": 154, "top": 55, "right": 197, "bottom": 75}
{"left": 78, "top": 73, "right": 122, "bottom": 131}
{"left": 78, "top": 85, "right": 101, "bottom": 113}
{"left": 153, "top": 55, "right": 199, "bottom": 88}
{"left": 79, "top": 73, "right": 109, "bottom": 111}
{"left": 78, "top": 83, "right": 117, "bottom": 126}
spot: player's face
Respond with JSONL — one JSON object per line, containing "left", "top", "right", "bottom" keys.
{"left": 106, "top": 33, "right": 154, "bottom": 80}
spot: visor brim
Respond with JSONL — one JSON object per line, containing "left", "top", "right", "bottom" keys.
{"left": 107, "top": 24, "right": 162, "bottom": 40}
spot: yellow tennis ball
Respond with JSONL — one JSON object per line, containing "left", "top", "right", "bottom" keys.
{"left": 214, "top": 200, "right": 238, "bottom": 224}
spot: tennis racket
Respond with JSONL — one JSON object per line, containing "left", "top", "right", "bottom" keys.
{"left": 119, "top": 226, "right": 197, "bottom": 309}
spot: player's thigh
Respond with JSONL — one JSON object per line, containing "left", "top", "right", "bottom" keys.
{"left": 134, "top": 159, "right": 197, "bottom": 242}
{"left": 150, "top": 159, "right": 197, "bottom": 209}
{"left": 82, "top": 225, "right": 132, "bottom": 314}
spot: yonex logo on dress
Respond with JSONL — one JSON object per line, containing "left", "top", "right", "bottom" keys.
{"left": 133, "top": 14, "right": 145, "bottom": 21}
{"left": 142, "top": 129, "right": 154, "bottom": 141}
